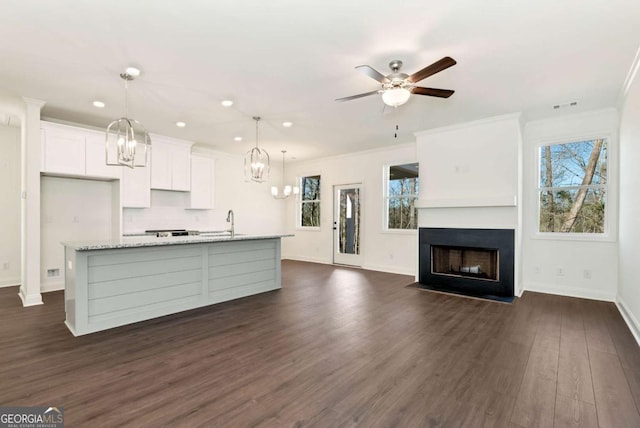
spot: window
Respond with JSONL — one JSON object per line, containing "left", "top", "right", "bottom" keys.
{"left": 385, "top": 163, "right": 419, "bottom": 230}
{"left": 299, "top": 175, "right": 320, "bottom": 228}
{"left": 538, "top": 138, "right": 608, "bottom": 234}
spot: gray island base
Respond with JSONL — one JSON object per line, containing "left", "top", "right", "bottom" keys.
{"left": 63, "top": 234, "right": 290, "bottom": 336}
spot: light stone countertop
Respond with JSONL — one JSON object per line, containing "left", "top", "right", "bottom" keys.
{"left": 63, "top": 233, "right": 293, "bottom": 251}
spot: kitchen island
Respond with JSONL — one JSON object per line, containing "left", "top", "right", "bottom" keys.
{"left": 62, "top": 234, "right": 291, "bottom": 336}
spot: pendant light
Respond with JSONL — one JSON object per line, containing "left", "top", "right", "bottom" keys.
{"left": 244, "top": 116, "right": 270, "bottom": 182}
{"left": 271, "top": 150, "right": 299, "bottom": 199}
{"left": 105, "top": 67, "right": 151, "bottom": 169}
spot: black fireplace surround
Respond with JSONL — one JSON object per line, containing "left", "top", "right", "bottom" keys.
{"left": 419, "top": 228, "right": 515, "bottom": 300}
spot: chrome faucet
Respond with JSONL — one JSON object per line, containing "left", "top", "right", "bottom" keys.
{"left": 226, "top": 210, "right": 235, "bottom": 237}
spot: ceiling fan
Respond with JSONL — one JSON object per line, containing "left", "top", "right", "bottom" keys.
{"left": 336, "top": 57, "right": 457, "bottom": 107}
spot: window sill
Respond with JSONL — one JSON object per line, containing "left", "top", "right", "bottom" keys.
{"left": 531, "top": 232, "right": 616, "bottom": 243}
{"left": 296, "top": 226, "right": 321, "bottom": 232}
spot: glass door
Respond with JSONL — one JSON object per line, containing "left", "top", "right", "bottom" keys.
{"left": 333, "top": 184, "right": 362, "bottom": 266}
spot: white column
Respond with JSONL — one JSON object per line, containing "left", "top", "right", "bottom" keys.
{"left": 19, "top": 97, "right": 45, "bottom": 307}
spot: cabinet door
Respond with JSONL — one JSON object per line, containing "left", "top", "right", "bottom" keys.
{"left": 85, "top": 132, "right": 121, "bottom": 179}
{"left": 122, "top": 153, "right": 151, "bottom": 208}
{"left": 189, "top": 155, "right": 214, "bottom": 209}
{"left": 41, "top": 125, "right": 86, "bottom": 175}
{"left": 150, "top": 142, "right": 172, "bottom": 190}
{"left": 171, "top": 148, "right": 191, "bottom": 191}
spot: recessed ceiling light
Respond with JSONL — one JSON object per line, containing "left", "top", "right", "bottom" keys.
{"left": 234, "top": 136, "right": 242, "bottom": 142}
{"left": 282, "top": 121, "right": 293, "bottom": 128}
{"left": 221, "top": 100, "right": 234, "bottom": 107}
{"left": 176, "top": 121, "right": 186, "bottom": 128}
{"left": 125, "top": 67, "right": 141, "bottom": 77}
{"left": 92, "top": 100, "right": 105, "bottom": 108}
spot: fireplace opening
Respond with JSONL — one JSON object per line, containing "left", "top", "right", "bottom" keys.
{"left": 419, "top": 228, "right": 515, "bottom": 301}
{"left": 431, "top": 245, "right": 498, "bottom": 281}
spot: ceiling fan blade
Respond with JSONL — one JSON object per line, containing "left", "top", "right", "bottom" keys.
{"left": 407, "top": 57, "right": 457, "bottom": 83}
{"left": 411, "top": 87, "right": 455, "bottom": 98}
{"left": 335, "top": 90, "right": 380, "bottom": 102}
{"left": 355, "top": 65, "right": 390, "bottom": 83}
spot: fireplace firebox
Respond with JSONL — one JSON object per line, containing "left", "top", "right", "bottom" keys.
{"left": 419, "top": 228, "right": 514, "bottom": 301}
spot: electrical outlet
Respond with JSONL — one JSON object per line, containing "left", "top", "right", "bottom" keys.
{"left": 389, "top": 252, "right": 394, "bottom": 260}
{"left": 556, "top": 267, "right": 565, "bottom": 277}
{"left": 73, "top": 216, "right": 79, "bottom": 223}
{"left": 584, "top": 269, "right": 592, "bottom": 279}
{"left": 2, "top": 261, "right": 9, "bottom": 270}
{"left": 534, "top": 266, "right": 540, "bottom": 275}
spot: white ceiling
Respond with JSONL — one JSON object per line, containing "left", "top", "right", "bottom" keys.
{"left": 1, "top": 0, "right": 639, "bottom": 161}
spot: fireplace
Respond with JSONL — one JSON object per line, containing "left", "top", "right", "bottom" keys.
{"left": 419, "top": 228, "right": 514, "bottom": 300}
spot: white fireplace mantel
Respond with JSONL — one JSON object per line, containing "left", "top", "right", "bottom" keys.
{"left": 416, "top": 195, "right": 517, "bottom": 209}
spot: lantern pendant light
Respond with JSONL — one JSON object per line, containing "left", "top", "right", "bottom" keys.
{"left": 105, "top": 69, "right": 151, "bottom": 169}
{"left": 244, "top": 116, "right": 270, "bottom": 182}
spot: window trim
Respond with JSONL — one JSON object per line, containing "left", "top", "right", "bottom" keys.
{"left": 533, "top": 134, "right": 614, "bottom": 242}
{"left": 382, "top": 161, "right": 419, "bottom": 233}
{"left": 296, "top": 173, "right": 321, "bottom": 230}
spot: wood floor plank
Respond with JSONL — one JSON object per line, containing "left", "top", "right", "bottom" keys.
{"left": 510, "top": 370, "right": 557, "bottom": 427}
{"left": 554, "top": 394, "right": 598, "bottom": 428}
{"left": 1, "top": 261, "right": 640, "bottom": 427}
{"left": 590, "top": 349, "right": 640, "bottom": 428}
{"left": 510, "top": 303, "right": 560, "bottom": 428}
{"left": 581, "top": 299, "right": 618, "bottom": 355}
{"left": 557, "top": 331, "right": 595, "bottom": 404}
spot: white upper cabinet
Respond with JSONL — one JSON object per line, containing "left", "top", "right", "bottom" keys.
{"left": 150, "top": 135, "right": 194, "bottom": 191}
{"left": 85, "top": 131, "right": 121, "bottom": 179}
{"left": 41, "top": 122, "right": 121, "bottom": 180}
{"left": 189, "top": 154, "right": 215, "bottom": 209}
{"left": 41, "top": 123, "right": 86, "bottom": 176}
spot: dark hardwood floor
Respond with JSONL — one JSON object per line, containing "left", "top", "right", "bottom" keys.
{"left": 2, "top": 260, "right": 640, "bottom": 427}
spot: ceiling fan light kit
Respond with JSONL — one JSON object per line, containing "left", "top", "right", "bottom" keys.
{"left": 336, "top": 57, "right": 457, "bottom": 106}
{"left": 382, "top": 87, "right": 411, "bottom": 107}
{"left": 105, "top": 68, "right": 151, "bottom": 169}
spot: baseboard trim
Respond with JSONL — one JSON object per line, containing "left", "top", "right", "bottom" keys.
{"left": 282, "top": 256, "right": 332, "bottom": 265}
{"left": 362, "top": 263, "right": 414, "bottom": 276}
{"left": 41, "top": 281, "right": 65, "bottom": 293}
{"left": 524, "top": 281, "right": 615, "bottom": 302}
{"left": 616, "top": 298, "right": 640, "bottom": 348}
{"left": 0, "top": 278, "right": 20, "bottom": 288}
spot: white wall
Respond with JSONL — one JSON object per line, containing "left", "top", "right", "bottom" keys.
{"left": 124, "top": 149, "right": 285, "bottom": 236}
{"left": 415, "top": 114, "right": 523, "bottom": 293}
{"left": 522, "top": 108, "right": 619, "bottom": 301}
{"left": 0, "top": 125, "right": 21, "bottom": 287}
{"left": 618, "top": 59, "right": 640, "bottom": 338}
{"left": 281, "top": 143, "right": 418, "bottom": 275}
{"left": 40, "top": 176, "right": 115, "bottom": 291}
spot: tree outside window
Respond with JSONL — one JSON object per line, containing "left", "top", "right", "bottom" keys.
{"left": 386, "top": 163, "right": 419, "bottom": 230}
{"left": 300, "top": 175, "right": 320, "bottom": 227}
{"left": 538, "top": 138, "right": 608, "bottom": 234}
